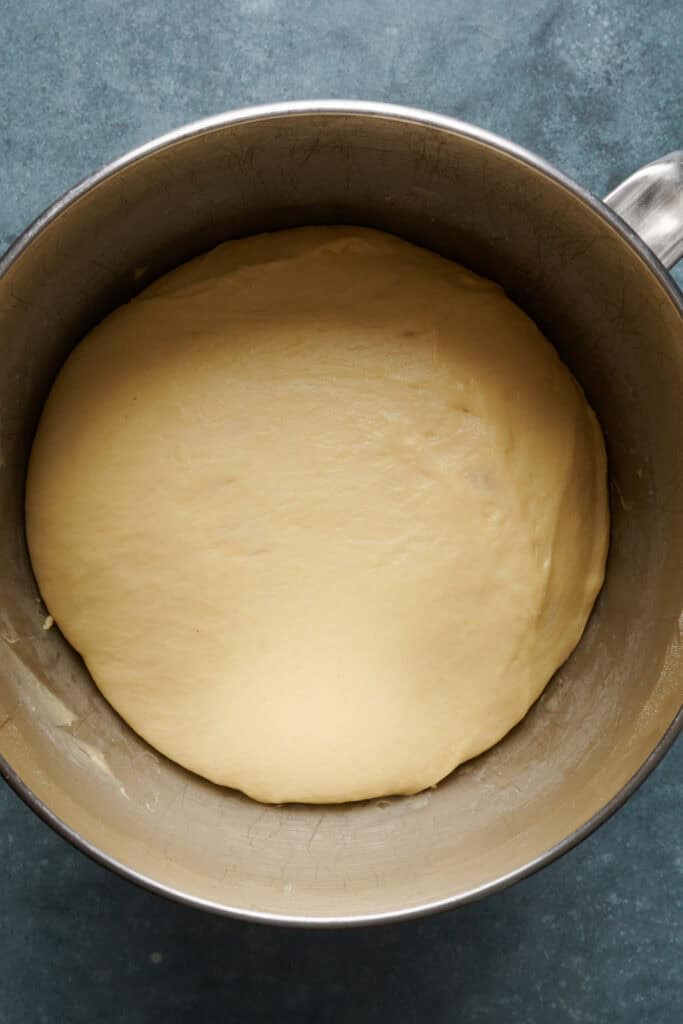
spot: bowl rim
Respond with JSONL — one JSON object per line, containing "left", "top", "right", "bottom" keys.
{"left": 1, "top": 99, "right": 682, "bottom": 928}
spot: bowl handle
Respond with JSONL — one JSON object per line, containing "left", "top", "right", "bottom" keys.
{"left": 604, "top": 151, "right": 683, "bottom": 269}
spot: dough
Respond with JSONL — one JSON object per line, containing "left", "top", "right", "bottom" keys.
{"left": 26, "top": 227, "right": 609, "bottom": 804}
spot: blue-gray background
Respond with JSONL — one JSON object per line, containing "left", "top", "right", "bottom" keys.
{"left": 1, "top": 2, "right": 681, "bottom": 1021}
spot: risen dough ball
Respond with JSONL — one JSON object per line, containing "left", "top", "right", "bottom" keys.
{"left": 26, "top": 227, "right": 608, "bottom": 804}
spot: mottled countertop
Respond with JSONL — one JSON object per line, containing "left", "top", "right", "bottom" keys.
{"left": 1, "top": 2, "right": 681, "bottom": 1021}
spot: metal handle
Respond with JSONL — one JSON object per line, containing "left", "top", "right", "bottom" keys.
{"left": 604, "top": 151, "right": 683, "bottom": 270}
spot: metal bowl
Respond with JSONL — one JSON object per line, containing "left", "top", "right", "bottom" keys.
{"left": 1, "top": 102, "right": 681, "bottom": 926}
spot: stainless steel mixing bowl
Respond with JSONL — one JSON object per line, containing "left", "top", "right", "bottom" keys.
{"left": 1, "top": 102, "right": 682, "bottom": 926}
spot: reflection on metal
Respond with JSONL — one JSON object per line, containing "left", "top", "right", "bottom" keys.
{"left": 605, "top": 151, "right": 683, "bottom": 270}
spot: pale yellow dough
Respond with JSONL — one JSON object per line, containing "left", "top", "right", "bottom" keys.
{"left": 26, "top": 227, "right": 609, "bottom": 804}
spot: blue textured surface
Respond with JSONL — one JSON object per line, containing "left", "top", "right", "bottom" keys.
{"left": 1, "top": 2, "right": 681, "bottom": 1021}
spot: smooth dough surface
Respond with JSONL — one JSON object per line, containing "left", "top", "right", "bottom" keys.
{"left": 26, "top": 227, "right": 609, "bottom": 804}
